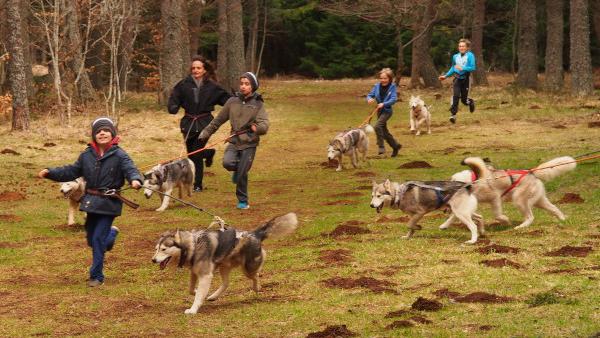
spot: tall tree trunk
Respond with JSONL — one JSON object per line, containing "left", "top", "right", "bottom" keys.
{"left": 245, "top": 0, "right": 259, "bottom": 71}
{"left": 226, "top": 0, "right": 245, "bottom": 92}
{"left": 544, "top": 0, "right": 564, "bottom": 92}
{"left": 6, "top": 0, "right": 30, "bottom": 131}
{"left": 516, "top": 0, "right": 538, "bottom": 88}
{"left": 471, "top": 0, "right": 488, "bottom": 86}
{"left": 188, "top": 3, "right": 204, "bottom": 56}
{"left": 395, "top": 27, "right": 404, "bottom": 85}
{"left": 119, "top": 2, "right": 140, "bottom": 94}
{"left": 217, "top": 0, "right": 228, "bottom": 85}
{"left": 19, "top": 1, "right": 35, "bottom": 99}
{"left": 159, "top": 0, "right": 188, "bottom": 104}
{"left": 179, "top": 0, "right": 191, "bottom": 75}
{"left": 409, "top": 11, "right": 424, "bottom": 88}
{"left": 569, "top": 0, "right": 593, "bottom": 96}
{"left": 65, "top": 0, "right": 95, "bottom": 102}
{"left": 592, "top": 0, "right": 600, "bottom": 43}
{"left": 417, "top": 0, "right": 441, "bottom": 88}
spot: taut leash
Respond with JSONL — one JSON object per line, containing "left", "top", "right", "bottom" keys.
{"left": 358, "top": 107, "right": 379, "bottom": 128}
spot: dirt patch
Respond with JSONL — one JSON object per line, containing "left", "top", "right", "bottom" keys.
{"left": 481, "top": 258, "right": 522, "bottom": 269}
{"left": 300, "top": 125, "right": 320, "bottom": 132}
{"left": 558, "top": 193, "right": 584, "bottom": 204}
{"left": 43, "top": 142, "right": 56, "bottom": 147}
{"left": 320, "top": 160, "right": 339, "bottom": 168}
{"left": 408, "top": 315, "right": 432, "bottom": 324}
{"left": 442, "top": 147, "right": 456, "bottom": 154}
{"left": 433, "top": 288, "right": 462, "bottom": 299}
{"left": 328, "top": 192, "right": 363, "bottom": 198}
{"left": 0, "top": 191, "right": 26, "bottom": 202}
{"left": 376, "top": 215, "right": 409, "bottom": 223}
{"left": 1, "top": 148, "right": 20, "bottom": 155}
{"left": 328, "top": 225, "right": 371, "bottom": 237}
{"left": 385, "top": 309, "right": 410, "bottom": 318}
{"left": 0, "top": 214, "right": 22, "bottom": 222}
{"left": 523, "top": 229, "right": 545, "bottom": 236}
{"left": 546, "top": 246, "right": 592, "bottom": 257}
{"left": 544, "top": 268, "right": 580, "bottom": 274}
{"left": 306, "top": 324, "right": 356, "bottom": 338}
{"left": 340, "top": 220, "right": 366, "bottom": 226}
{"left": 477, "top": 244, "right": 520, "bottom": 254}
{"left": 353, "top": 171, "right": 376, "bottom": 177}
{"left": 454, "top": 292, "right": 513, "bottom": 303}
{"left": 552, "top": 124, "right": 567, "bottom": 129}
{"left": 589, "top": 121, "right": 600, "bottom": 128}
{"left": 411, "top": 297, "right": 442, "bottom": 311}
{"left": 322, "top": 276, "right": 396, "bottom": 293}
{"left": 398, "top": 161, "right": 433, "bottom": 169}
{"left": 529, "top": 105, "right": 542, "bottom": 109}
{"left": 322, "top": 199, "right": 359, "bottom": 206}
{"left": 386, "top": 320, "right": 414, "bottom": 329}
{"left": 319, "top": 249, "right": 353, "bottom": 265}
{"left": 356, "top": 185, "right": 373, "bottom": 190}
{"left": 0, "top": 241, "right": 27, "bottom": 249}
{"left": 441, "top": 259, "right": 460, "bottom": 264}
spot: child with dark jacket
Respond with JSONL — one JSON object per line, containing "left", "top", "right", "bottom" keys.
{"left": 38, "top": 117, "right": 142, "bottom": 287}
{"left": 168, "top": 56, "right": 231, "bottom": 191}
{"left": 199, "top": 72, "right": 269, "bottom": 210}
{"left": 439, "top": 38, "right": 476, "bottom": 124}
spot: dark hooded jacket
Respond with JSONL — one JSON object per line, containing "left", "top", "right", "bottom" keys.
{"left": 167, "top": 76, "right": 231, "bottom": 137}
{"left": 47, "top": 141, "right": 143, "bottom": 216}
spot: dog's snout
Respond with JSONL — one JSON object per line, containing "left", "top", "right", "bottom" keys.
{"left": 152, "top": 258, "right": 157, "bottom": 263}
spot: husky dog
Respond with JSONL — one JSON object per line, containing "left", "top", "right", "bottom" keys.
{"left": 409, "top": 96, "right": 431, "bottom": 136}
{"left": 152, "top": 213, "right": 298, "bottom": 314}
{"left": 327, "top": 125, "right": 374, "bottom": 171}
{"left": 59, "top": 177, "right": 86, "bottom": 225}
{"left": 443, "top": 156, "right": 576, "bottom": 229}
{"left": 370, "top": 179, "right": 483, "bottom": 244}
{"left": 143, "top": 158, "right": 195, "bottom": 211}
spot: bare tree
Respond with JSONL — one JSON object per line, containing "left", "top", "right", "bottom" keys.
{"left": 217, "top": 0, "right": 244, "bottom": 92}
{"left": 410, "top": 0, "right": 441, "bottom": 89}
{"left": 516, "top": 0, "right": 538, "bottom": 88}
{"left": 217, "top": 0, "right": 228, "bottom": 84}
{"left": 471, "top": 0, "right": 488, "bottom": 86}
{"left": 245, "top": 0, "right": 259, "bottom": 72}
{"left": 6, "top": 0, "right": 30, "bottom": 130}
{"left": 592, "top": 0, "right": 600, "bottom": 43}
{"left": 65, "top": 0, "right": 96, "bottom": 101}
{"left": 118, "top": 1, "right": 141, "bottom": 94}
{"left": 544, "top": 0, "right": 564, "bottom": 92}
{"left": 569, "top": 0, "right": 593, "bottom": 96}
{"left": 159, "top": 0, "right": 189, "bottom": 104}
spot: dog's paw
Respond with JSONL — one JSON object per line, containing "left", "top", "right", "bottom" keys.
{"left": 155, "top": 207, "right": 166, "bottom": 212}
{"left": 184, "top": 308, "right": 198, "bottom": 314}
{"left": 206, "top": 296, "right": 218, "bottom": 302}
{"left": 439, "top": 224, "right": 450, "bottom": 230}
{"left": 415, "top": 131, "right": 421, "bottom": 136}
{"left": 513, "top": 224, "right": 529, "bottom": 230}
{"left": 463, "top": 239, "right": 477, "bottom": 245}
{"left": 335, "top": 167, "right": 342, "bottom": 172}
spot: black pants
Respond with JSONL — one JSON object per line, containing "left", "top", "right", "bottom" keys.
{"left": 450, "top": 76, "right": 472, "bottom": 115}
{"left": 374, "top": 112, "right": 400, "bottom": 151}
{"left": 185, "top": 136, "right": 215, "bottom": 189}
{"left": 223, "top": 144, "right": 256, "bottom": 203}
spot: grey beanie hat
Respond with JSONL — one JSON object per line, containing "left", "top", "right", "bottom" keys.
{"left": 91, "top": 117, "right": 117, "bottom": 138}
{"left": 241, "top": 72, "right": 259, "bottom": 92}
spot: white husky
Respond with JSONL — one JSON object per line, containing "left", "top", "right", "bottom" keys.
{"left": 409, "top": 96, "right": 431, "bottom": 136}
{"left": 59, "top": 177, "right": 86, "bottom": 225}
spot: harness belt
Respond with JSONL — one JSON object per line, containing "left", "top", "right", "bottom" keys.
{"left": 86, "top": 189, "right": 140, "bottom": 209}
{"left": 501, "top": 170, "right": 530, "bottom": 197}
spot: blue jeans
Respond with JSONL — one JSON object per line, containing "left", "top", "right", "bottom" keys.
{"left": 85, "top": 213, "right": 117, "bottom": 282}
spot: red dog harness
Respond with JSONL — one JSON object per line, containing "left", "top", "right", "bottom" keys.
{"left": 468, "top": 169, "right": 530, "bottom": 197}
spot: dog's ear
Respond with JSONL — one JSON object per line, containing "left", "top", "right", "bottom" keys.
{"left": 174, "top": 229, "right": 181, "bottom": 243}
{"left": 383, "top": 179, "right": 391, "bottom": 190}
{"left": 372, "top": 180, "right": 377, "bottom": 187}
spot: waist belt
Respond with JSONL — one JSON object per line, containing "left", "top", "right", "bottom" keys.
{"left": 184, "top": 112, "right": 211, "bottom": 120}
{"left": 86, "top": 189, "right": 139, "bottom": 209}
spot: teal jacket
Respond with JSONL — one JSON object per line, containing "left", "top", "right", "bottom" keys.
{"left": 444, "top": 51, "right": 476, "bottom": 79}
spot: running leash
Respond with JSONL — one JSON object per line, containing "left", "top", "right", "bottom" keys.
{"left": 358, "top": 107, "right": 379, "bottom": 128}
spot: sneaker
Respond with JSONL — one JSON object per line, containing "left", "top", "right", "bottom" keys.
{"left": 236, "top": 201, "right": 250, "bottom": 209}
{"left": 469, "top": 99, "right": 475, "bottom": 113}
{"left": 449, "top": 115, "right": 456, "bottom": 124}
{"left": 106, "top": 226, "right": 119, "bottom": 252}
{"left": 232, "top": 172, "right": 238, "bottom": 184}
{"left": 391, "top": 144, "right": 402, "bottom": 157}
{"left": 193, "top": 186, "right": 203, "bottom": 192}
{"left": 87, "top": 279, "right": 103, "bottom": 287}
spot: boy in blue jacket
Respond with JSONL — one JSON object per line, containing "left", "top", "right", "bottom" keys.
{"left": 39, "top": 117, "right": 143, "bottom": 287}
{"left": 439, "top": 38, "right": 476, "bottom": 124}
{"left": 366, "top": 68, "right": 402, "bottom": 157}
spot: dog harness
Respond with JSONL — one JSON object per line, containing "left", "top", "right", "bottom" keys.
{"left": 501, "top": 169, "right": 530, "bottom": 197}
{"left": 332, "top": 129, "right": 360, "bottom": 153}
{"left": 394, "top": 182, "right": 465, "bottom": 209}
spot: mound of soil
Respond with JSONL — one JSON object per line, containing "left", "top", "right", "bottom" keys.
{"left": 0, "top": 191, "right": 26, "bottom": 202}
{"left": 306, "top": 324, "right": 356, "bottom": 338}
{"left": 476, "top": 244, "right": 520, "bottom": 254}
{"left": 43, "top": 142, "right": 56, "bottom": 147}
{"left": 589, "top": 121, "right": 600, "bottom": 128}
{"left": 529, "top": 105, "right": 542, "bottom": 109}
{"left": 546, "top": 246, "right": 592, "bottom": 257}
{"left": 340, "top": 220, "right": 366, "bottom": 226}
{"left": 376, "top": 215, "right": 409, "bottom": 223}
{"left": 320, "top": 160, "right": 339, "bottom": 168}
{"left": 300, "top": 125, "right": 320, "bottom": 132}
{"left": 408, "top": 315, "right": 432, "bottom": 324}
{"left": 356, "top": 185, "right": 373, "bottom": 190}
{"left": 443, "top": 147, "right": 456, "bottom": 154}
{"left": 1, "top": 148, "right": 20, "bottom": 155}
{"left": 385, "top": 309, "right": 410, "bottom": 318}
{"left": 433, "top": 288, "right": 462, "bottom": 299}
{"left": 328, "top": 192, "right": 363, "bottom": 198}
{"left": 523, "top": 229, "right": 545, "bottom": 236}
{"left": 454, "top": 292, "right": 513, "bottom": 303}
{"left": 411, "top": 297, "right": 442, "bottom": 311}
{"left": 544, "top": 268, "right": 579, "bottom": 274}
{"left": 398, "top": 161, "right": 433, "bottom": 169}
{"left": 322, "top": 276, "right": 396, "bottom": 293}
{"left": 353, "top": 171, "right": 376, "bottom": 177}
{"left": 329, "top": 225, "right": 371, "bottom": 237}
{"left": 558, "top": 193, "right": 584, "bottom": 204}
{"left": 552, "top": 124, "right": 567, "bottom": 129}
{"left": 320, "top": 249, "right": 353, "bottom": 265}
{"left": 386, "top": 320, "right": 414, "bottom": 329}
{"left": 479, "top": 325, "right": 494, "bottom": 331}
{"left": 322, "top": 200, "right": 359, "bottom": 206}
{"left": 480, "top": 258, "right": 522, "bottom": 269}
{"left": 0, "top": 214, "right": 22, "bottom": 222}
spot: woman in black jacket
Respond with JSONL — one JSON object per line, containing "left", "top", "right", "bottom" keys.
{"left": 167, "top": 56, "right": 231, "bottom": 191}
{"left": 39, "top": 117, "right": 143, "bottom": 287}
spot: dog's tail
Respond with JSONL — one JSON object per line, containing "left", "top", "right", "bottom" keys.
{"left": 461, "top": 157, "right": 490, "bottom": 180}
{"left": 252, "top": 212, "right": 298, "bottom": 241}
{"left": 532, "top": 156, "right": 576, "bottom": 181}
{"left": 362, "top": 124, "right": 375, "bottom": 134}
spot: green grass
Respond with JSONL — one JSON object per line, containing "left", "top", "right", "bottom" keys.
{"left": 1, "top": 75, "right": 599, "bottom": 337}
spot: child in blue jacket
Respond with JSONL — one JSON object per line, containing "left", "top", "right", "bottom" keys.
{"left": 39, "top": 117, "right": 142, "bottom": 287}
{"left": 366, "top": 68, "right": 402, "bottom": 157}
{"left": 439, "top": 38, "right": 476, "bottom": 123}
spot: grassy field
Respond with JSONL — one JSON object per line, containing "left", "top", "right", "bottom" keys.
{"left": 1, "top": 74, "right": 599, "bottom": 337}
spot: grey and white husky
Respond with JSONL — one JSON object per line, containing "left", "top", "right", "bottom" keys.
{"left": 370, "top": 179, "right": 483, "bottom": 244}
{"left": 152, "top": 212, "right": 298, "bottom": 314}
{"left": 327, "top": 125, "right": 374, "bottom": 171}
{"left": 59, "top": 177, "right": 86, "bottom": 225}
{"left": 446, "top": 156, "right": 576, "bottom": 229}
{"left": 409, "top": 96, "right": 431, "bottom": 136}
{"left": 143, "top": 158, "right": 195, "bottom": 211}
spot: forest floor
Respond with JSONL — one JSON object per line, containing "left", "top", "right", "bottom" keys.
{"left": 1, "top": 74, "right": 599, "bottom": 337}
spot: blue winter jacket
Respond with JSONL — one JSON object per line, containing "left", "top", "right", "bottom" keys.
{"left": 444, "top": 51, "right": 476, "bottom": 79}
{"left": 366, "top": 82, "right": 397, "bottom": 114}
{"left": 47, "top": 144, "right": 142, "bottom": 216}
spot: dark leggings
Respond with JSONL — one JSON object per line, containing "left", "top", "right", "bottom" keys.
{"left": 223, "top": 144, "right": 256, "bottom": 203}
{"left": 185, "top": 136, "right": 215, "bottom": 188}
{"left": 374, "top": 112, "right": 399, "bottom": 150}
{"left": 450, "top": 76, "right": 471, "bottom": 115}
